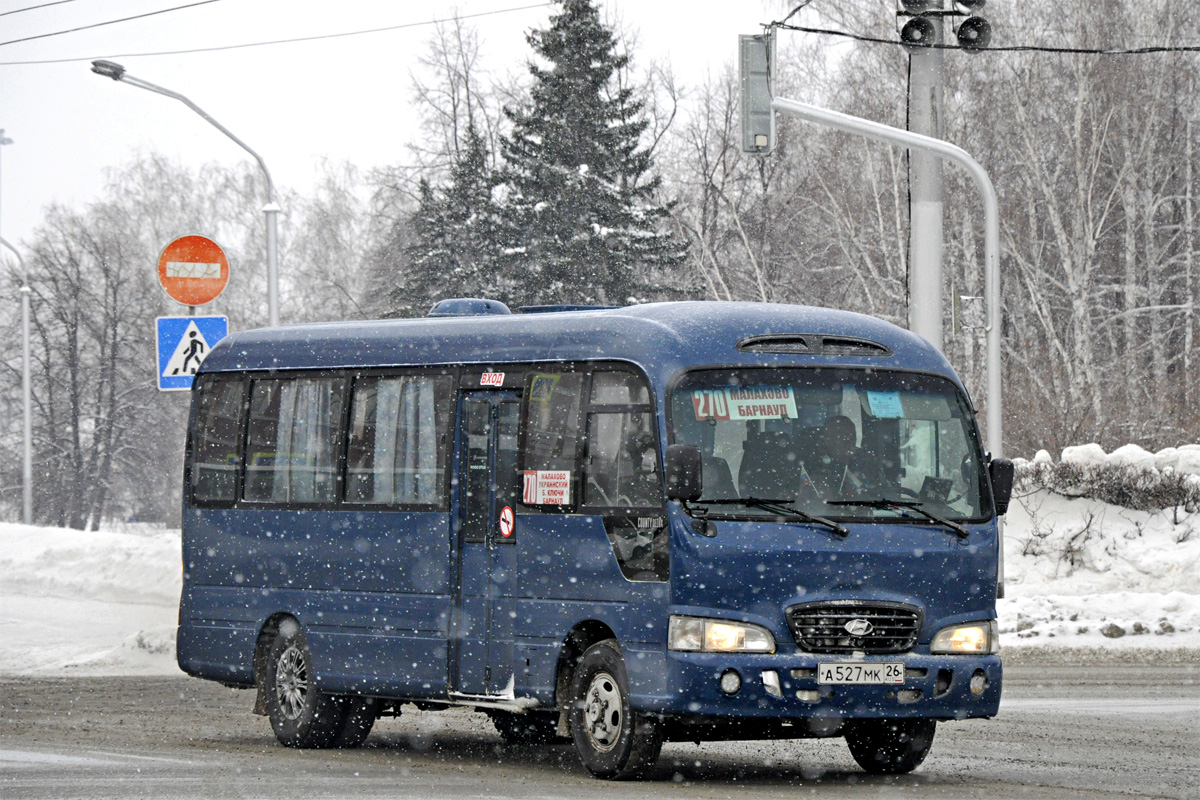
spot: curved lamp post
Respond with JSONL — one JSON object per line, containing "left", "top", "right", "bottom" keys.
{"left": 90, "top": 60, "right": 280, "bottom": 327}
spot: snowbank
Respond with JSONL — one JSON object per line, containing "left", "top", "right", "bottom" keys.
{"left": 999, "top": 488, "right": 1200, "bottom": 650}
{"left": 0, "top": 523, "right": 182, "bottom": 676}
{"left": 1055, "top": 442, "right": 1200, "bottom": 475}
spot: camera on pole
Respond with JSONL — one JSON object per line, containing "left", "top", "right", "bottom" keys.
{"left": 897, "top": 1, "right": 992, "bottom": 51}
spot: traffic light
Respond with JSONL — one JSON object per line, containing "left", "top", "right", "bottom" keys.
{"left": 896, "top": 1, "right": 992, "bottom": 51}
{"left": 739, "top": 33, "right": 775, "bottom": 153}
{"left": 899, "top": 0, "right": 943, "bottom": 50}
{"left": 956, "top": 15, "right": 992, "bottom": 50}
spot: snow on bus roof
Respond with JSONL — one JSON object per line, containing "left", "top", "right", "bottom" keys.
{"left": 198, "top": 301, "right": 952, "bottom": 380}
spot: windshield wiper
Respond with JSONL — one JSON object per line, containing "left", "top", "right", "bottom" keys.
{"left": 695, "top": 498, "right": 849, "bottom": 538}
{"left": 826, "top": 499, "right": 970, "bottom": 540}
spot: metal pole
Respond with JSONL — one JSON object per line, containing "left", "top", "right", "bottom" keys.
{"left": 91, "top": 62, "right": 281, "bottom": 327}
{"left": 265, "top": 203, "right": 279, "bottom": 327}
{"left": 771, "top": 97, "right": 1002, "bottom": 459}
{"left": 906, "top": 18, "right": 945, "bottom": 351}
{"left": 0, "top": 132, "right": 32, "bottom": 525}
{"left": 1, "top": 236, "right": 33, "bottom": 525}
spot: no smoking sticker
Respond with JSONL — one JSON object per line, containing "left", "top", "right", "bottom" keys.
{"left": 499, "top": 506, "right": 515, "bottom": 539}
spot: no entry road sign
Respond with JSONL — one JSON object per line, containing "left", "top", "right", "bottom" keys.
{"left": 157, "top": 235, "right": 230, "bottom": 307}
{"left": 156, "top": 315, "right": 228, "bottom": 391}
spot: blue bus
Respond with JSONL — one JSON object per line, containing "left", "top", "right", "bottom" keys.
{"left": 178, "top": 300, "right": 1013, "bottom": 779}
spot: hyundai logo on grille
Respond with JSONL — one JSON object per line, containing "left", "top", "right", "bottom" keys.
{"left": 844, "top": 618, "right": 874, "bottom": 636}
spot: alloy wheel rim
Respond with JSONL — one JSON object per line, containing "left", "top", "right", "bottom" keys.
{"left": 275, "top": 645, "right": 308, "bottom": 720}
{"left": 583, "top": 671, "right": 623, "bottom": 752}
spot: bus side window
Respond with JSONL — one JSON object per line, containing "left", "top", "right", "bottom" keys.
{"left": 244, "top": 376, "right": 346, "bottom": 504}
{"left": 190, "top": 375, "right": 247, "bottom": 505}
{"left": 583, "top": 371, "right": 660, "bottom": 509}
{"left": 584, "top": 412, "right": 659, "bottom": 508}
{"left": 584, "top": 369, "right": 666, "bottom": 581}
{"left": 346, "top": 374, "right": 453, "bottom": 508}
{"left": 521, "top": 372, "right": 585, "bottom": 505}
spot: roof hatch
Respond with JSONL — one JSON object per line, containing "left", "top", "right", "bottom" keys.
{"left": 427, "top": 298, "right": 512, "bottom": 317}
{"left": 736, "top": 334, "right": 893, "bottom": 357}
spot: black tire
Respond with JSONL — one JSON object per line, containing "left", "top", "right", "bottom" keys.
{"left": 490, "top": 710, "right": 562, "bottom": 745}
{"left": 334, "top": 696, "right": 379, "bottom": 748}
{"left": 264, "top": 622, "right": 347, "bottom": 749}
{"left": 844, "top": 718, "right": 937, "bottom": 774}
{"left": 567, "top": 640, "right": 662, "bottom": 780}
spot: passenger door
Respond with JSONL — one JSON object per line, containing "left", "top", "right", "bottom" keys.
{"left": 451, "top": 390, "right": 521, "bottom": 696}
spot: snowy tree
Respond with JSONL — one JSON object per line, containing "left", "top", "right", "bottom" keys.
{"left": 384, "top": 125, "right": 510, "bottom": 317}
{"left": 366, "top": 14, "right": 515, "bottom": 318}
{"left": 497, "top": 0, "right": 686, "bottom": 306}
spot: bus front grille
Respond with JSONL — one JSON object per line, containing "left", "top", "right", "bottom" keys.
{"left": 786, "top": 601, "right": 921, "bottom": 654}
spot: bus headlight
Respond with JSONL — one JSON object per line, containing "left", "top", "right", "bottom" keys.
{"left": 930, "top": 620, "right": 998, "bottom": 654}
{"left": 668, "top": 616, "right": 776, "bottom": 653}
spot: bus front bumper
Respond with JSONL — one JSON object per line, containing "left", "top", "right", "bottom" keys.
{"left": 628, "top": 648, "right": 1002, "bottom": 722}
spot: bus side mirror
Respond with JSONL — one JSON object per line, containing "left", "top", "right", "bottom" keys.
{"left": 664, "top": 444, "right": 703, "bottom": 501}
{"left": 989, "top": 457, "right": 1015, "bottom": 516}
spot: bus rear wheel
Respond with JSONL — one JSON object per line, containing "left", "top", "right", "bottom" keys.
{"left": 844, "top": 718, "right": 937, "bottom": 774}
{"left": 568, "top": 640, "right": 662, "bottom": 779}
{"left": 334, "top": 696, "right": 379, "bottom": 748}
{"left": 265, "top": 623, "right": 347, "bottom": 748}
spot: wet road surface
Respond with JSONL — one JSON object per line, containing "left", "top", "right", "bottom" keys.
{"left": 2, "top": 659, "right": 1197, "bottom": 799}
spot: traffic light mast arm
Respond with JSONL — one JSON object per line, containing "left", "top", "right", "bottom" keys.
{"left": 769, "top": 96, "right": 1001, "bottom": 460}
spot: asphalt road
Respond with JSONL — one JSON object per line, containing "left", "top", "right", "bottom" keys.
{"left": 2, "top": 657, "right": 1198, "bottom": 800}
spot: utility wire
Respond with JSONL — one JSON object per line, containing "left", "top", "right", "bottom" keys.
{"left": 774, "top": 1, "right": 815, "bottom": 29}
{"left": 775, "top": 22, "right": 1200, "bottom": 55}
{"left": 0, "top": 2, "right": 555, "bottom": 65}
{"left": 1, "top": 1, "right": 223, "bottom": 48}
{"left": 0, "top": 0, "right": 82, "bottom": 18}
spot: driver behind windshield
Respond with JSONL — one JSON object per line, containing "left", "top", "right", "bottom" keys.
{"left": 808, "top": 415, "right": 887, "bottom": 499}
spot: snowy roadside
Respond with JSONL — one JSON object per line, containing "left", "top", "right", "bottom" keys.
{"left": 999, "top": 487, "right": 1200, "bottom": 652}
{"left": 1, "top": 486, "right": 1198, "bottom": 677}
{"left": 0, "top": 523, "right": 181, "bottom": 676}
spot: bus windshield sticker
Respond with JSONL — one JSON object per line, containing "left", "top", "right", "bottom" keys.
{"left": 523, "top": 470, "right": 571, "bottom": 505}
{"left": 866, "top": 390, "right": 904, "bottom": 418}
{"left": 480, "top": 371, "right": 505, "bottom": 387}
{"left": 529, "top": 374, "right": 560, "bottom": 402}
{"left": 692, "top": 386, "right": 798, "bottom": 421}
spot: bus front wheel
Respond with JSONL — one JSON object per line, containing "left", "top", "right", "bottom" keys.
{"left": 844, "top": 718, "right": 937, "bottom": 774}
{"left": 568, "top": 640, "right": 662, "bottom": 779}
{"left": 265, "top": 622, "right": 347, "bottom": 748}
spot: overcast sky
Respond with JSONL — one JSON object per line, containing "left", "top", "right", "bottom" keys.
{"left": 0, "top": 0, "right": 797, "bottom": 248}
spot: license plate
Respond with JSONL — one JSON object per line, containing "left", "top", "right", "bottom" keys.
{"left": 817, "top": 662, "right": 905, "bottom": 685}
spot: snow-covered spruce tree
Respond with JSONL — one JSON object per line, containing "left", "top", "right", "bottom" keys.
{"left": 388, "top": 125, "right": 509, "bottom": 316}
{"left": 498, "top": 0, "right": 687, "bottom": 306}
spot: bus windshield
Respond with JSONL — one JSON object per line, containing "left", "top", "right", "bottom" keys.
{"left": 670, "top": 368, "right": 990, "bottom": 522}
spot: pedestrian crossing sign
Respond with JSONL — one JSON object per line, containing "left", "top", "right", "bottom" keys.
{"left": 156, "top": 315, "right": 228, "bottom": 392}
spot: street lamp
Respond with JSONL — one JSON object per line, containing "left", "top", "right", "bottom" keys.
{"left": 90, "top": 60, "right": 281, "bottom": 327}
